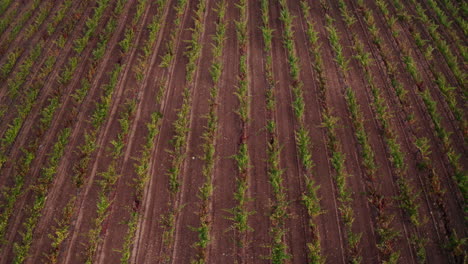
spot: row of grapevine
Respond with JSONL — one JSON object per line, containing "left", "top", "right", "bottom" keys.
{"left": 260, "top": 0, "right": 291, "bottom": 262}
{"left": 278, "top": 0, "right": 326, "bottom": 262}
{"left": 161, "top": 0, "right": 208, "bottom": 261}
{"left": 191, "top": 1, "right": 226, "bottom": 263}
{"left": 319, "top": 2, "right": 363, "bottom": 262}
{"left": 228, "top": 0, "right": 254, "bottom": 259}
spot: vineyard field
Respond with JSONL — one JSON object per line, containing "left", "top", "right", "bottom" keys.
{"left": 0, "top": 0, "right": 466, "bottom": 263}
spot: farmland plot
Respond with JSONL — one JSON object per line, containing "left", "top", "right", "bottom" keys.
{"left": 0, "top": 0, "right": 466, "bottom": 263}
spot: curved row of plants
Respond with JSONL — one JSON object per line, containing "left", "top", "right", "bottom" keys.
{"left": 43, "top": 0, "right": 154, "bottom": 261}
{"left": 398, "top": 0, "right": 467, "bottom": 137}
{"left": 0, "top": 0, "right": 74, "bottom": 105}
{"left": 0, "top": 0, "right": 14, "bottom": 16}
{"left": 121, "top": 0, "right": 191, "bottom": 261}
{"left": 334, "top": 1, "right": 431, "bottom": 262}
{"left": 0, "top": 0, "right": 95, "bottom": 249}
{"left": 0, "top": 2, "right": 19, "bottom": 42}
{"left": 438, "top": 0, "right": 467, "bottom": 36}
{"left": 0, "top": 0, "right": 62, "bottom": 84}
{"left": 0, "top": 0, "right": 99, "bottom": 203}
{"left": 312, "top": 1, "right": 404, "bottom": 262}
{"left": 395, "top": 0, "right": 466, "bottom": 95}
{"left": 378, "top": 0, "right": 467, "bottom": 209}
{"left": 374, "top": 0, "right": 467, "bottom": 260}
{"left": 0, "top": 0, "right": 41, "bottom": 51}
{"left": 425, "top": 0, "right": 467, "bottom": 62}
{"left": 360, "top": 2, "right": 466, "bottom": 252}
{"left": 0, "top": 0, "right": 131, "bottom": 261}
{"left": 354, "top": 0, "right": 458, "bottom": 260}
{"left": 379, "top": 0, "right": 467, "bottom": 139}
{"left": 2, "top": 0, "right": 133, "bottom": 262}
